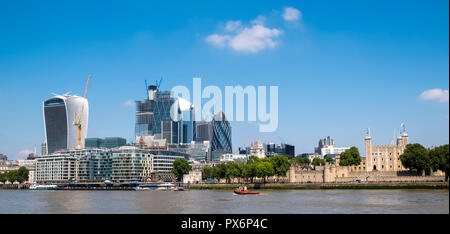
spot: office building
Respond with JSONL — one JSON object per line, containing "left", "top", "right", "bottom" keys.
{"left": 219, "top": 154, "right": 248, "bottom": 162}
{"left": 85, "top": 138, "right": 105, "bottom": 148}
{"left": 193, "top": 121, "right": 212, "bottom": 142}
{"left": 41, "top": 141, "right": 48, "bottom": 156}
{"left": 35, "top": 153, "right": 78, "bottom": 183}
{"left": 135, "top": 85, "right": 192, "bottom": 145}
{"left": 85, "top": 137, "right": 127, "bottom": 149}
{"left": 168, "top": 142, "right": 210, "bottom": 162}
{"left": 238, "top": 147, "right": 251, "bottom": 155}
{"left": 77, "top": 149, "right": 112, "bottom": 181}
{"left": 35, "top": 147, "right": 189, "bottom": 183}
{"left": 104, "top": 137, "right": 127, "bottom": 148}
{"left": 251, "top": 140, "right": 266, "bottom": 159}
{"left": 209, "top": 112, "right": 233, "bottom": 161}
{"left": 315, "top": 136, "right": 350, "bottom": 158}
{"left": 265, "top": 143, "right": 295, "bottom": 157}
{"left": 43, "top": 95, "right": 89, "bottom": 154}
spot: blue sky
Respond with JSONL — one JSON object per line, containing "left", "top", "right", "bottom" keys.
{"left": 0, "top": 0, "right": 448, "bottom": 160}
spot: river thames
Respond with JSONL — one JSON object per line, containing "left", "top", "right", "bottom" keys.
{"left": 0, "top": 189, "right": 448, "bottom": 214}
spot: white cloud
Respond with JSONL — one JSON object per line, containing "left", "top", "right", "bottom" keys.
{"left": 251, "top": 15, "right": 266, "bottom": 25}
{"left": 206, "top": 23, "right": 282, "bottom": 53}
{"left": 123, "top": 100, "right": 134, "bottom": 107}
{"left": 225, "top": 20, "right": 242, "bottom": 32}
{"left": 18, "top": 149, "right": 33, "bottom": 158}
{"left": 420, "top": 89, "right": 449, "bottom": 103}
{"left": 229, "top": 25, "right": 282, "bottom": 53}
{"left": 283, "top": 7, "right": 301, "bottom": 22}
{"left": 205, "top": 34, "right": 231, "bottom": 47}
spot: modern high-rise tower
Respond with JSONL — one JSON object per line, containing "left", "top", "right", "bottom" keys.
{"left": 135, "top": 85, "right": 192, "bottom": 144}
{"left": 43, "top": 95, "right": 89, "bottom": 154}
{"left": 209, "top": 111, "right": 232, "bottom": 161}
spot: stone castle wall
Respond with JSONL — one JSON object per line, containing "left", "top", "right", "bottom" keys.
{"left": 287, "top": 163, "right": 446, "bottom": 183}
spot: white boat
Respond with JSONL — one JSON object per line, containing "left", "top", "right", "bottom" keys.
{"left": 135, "top": 183, "right": 175, "bottom": 191}
{"left": 29, "top": 184, "right": 59, "bottom": 190}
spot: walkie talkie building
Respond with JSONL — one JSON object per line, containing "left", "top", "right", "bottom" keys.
{"left": 43, "top": 95, "right": 89, "bottom": 154}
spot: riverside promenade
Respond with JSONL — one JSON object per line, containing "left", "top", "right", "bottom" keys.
{"left": 187, "top": 182, "right": 449, "bottom": 190}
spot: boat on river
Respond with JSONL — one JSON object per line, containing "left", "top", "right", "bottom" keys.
{"left": 234, "top": 186, "right": 259, "bottom": 195}
{"left": 29, "top": 184, "right": 59, "bottom": 190}
{"left": 135, "top": 183, "right": 176, "bottom": 191}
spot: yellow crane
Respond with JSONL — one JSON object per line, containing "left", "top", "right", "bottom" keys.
{"left": 73, "top": 74, "right": 91, "bottom": 149}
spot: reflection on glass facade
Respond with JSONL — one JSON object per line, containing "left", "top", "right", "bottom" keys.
{"left": 43, "top": 95, "right": 88, "bottom": 154}
{"left": 44, "top": 98, "right": 68, "bottom": 154}
{"left": 78, "top": 149, "right": 112, "bottom": 181}
{"left": 135, "top": 99, "right": 154, "bottom": 136}
{"left": 135, "top": 87, "right": 192, "bottom": 144}
{"left": 194, "top": 121, "right": 212, "bottom": 142}
{"left": 210, "top": 112, "right": 232, "bottom": 161}
{"left": 152, "top": 91, "right": 175, "bottom": 138}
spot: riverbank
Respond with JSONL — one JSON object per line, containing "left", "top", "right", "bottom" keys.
{"left": 1, "top": 182, "right": 448, "bottom": 190}
{"left": 188, "top": 182, "right": 449, "bottom": 190}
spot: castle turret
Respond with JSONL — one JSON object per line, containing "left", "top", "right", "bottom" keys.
{"left": 365, "top": 128, "right": 372, "bottom": 172}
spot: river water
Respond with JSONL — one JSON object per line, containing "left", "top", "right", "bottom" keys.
{"left": 0, "top": 189, "right": 448, "bottom": 214}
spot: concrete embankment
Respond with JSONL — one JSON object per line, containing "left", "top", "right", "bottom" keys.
{"left": 187, "top": 182, "right": 449, "bottom": 190}
{"left": 0, "top": 184, "right": 29, "bottom": 190}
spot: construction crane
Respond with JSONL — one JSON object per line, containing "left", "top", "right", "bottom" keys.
{"left": 73, "top": 74, "right": 91, "bottom": 149}
{"left": 156, "top": 77, "right": 163, "bottom": 89}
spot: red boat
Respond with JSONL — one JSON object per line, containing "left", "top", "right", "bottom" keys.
{"left": 234, "top": 188, "right": 259, "bottom": 195}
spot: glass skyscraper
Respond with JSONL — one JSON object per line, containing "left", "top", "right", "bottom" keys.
{"left": 43, "top": 95, "right": 89, "bottom": 154}
{"left": 210, "top": 112, "right": 232, "bottom": 161}
{"left": 135, "top": 85, "right": 188, "bottom": 144}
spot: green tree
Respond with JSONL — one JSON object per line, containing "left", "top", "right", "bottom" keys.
{"left": 429, "top": 144, "right": 449, "bottom": 181}
{"left": 247, "top": 156, "right": 261, "bottom": 164}
{"left": 238, "top": 163, "right": 250, "bottom": 183}
{"left": 213, "top": 163, "right": 227, "bottom": 181}
{"left": 312, "top": 158, "right": 326, "bottom": 167}
{"left": 270, "top": 155, "right": 291, "bottom": 181}
{"left": 339, "top": 147, "right": 362, "bottom": 166}
{"left": 171, "top": 158, "right": 192, "bottom": 182}
{"left": 293, "top": 157, "right": 310, "bottom": 165}
{"left": 17, "top": 167, "right": 29, "bottom": 183}
{"left": 201, "top": 165, "right": 214, "bottom": 180}
{"left": 225, "top": 162, "right": 241, "bottom": 183}
{"left": 400, "top": 143, "right": 430, "bottom": 175}
{"left": 0, "top": 172, "right": 7, "bottom": 183}
{"left": 255, "top": 161, "right": 274, "bottom": 183}
{"left": 6, "top": 170, "right": 18, "bottom": 183}
{"left": 325, "top": 156, "right": 334, "bottom": 164}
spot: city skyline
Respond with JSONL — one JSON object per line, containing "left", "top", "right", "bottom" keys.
{"left": 0, "top": 0, "right": 449, "bottom": 160}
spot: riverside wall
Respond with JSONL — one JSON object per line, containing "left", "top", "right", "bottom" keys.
{"left": 287, "top": 163, "right": 446, "bottom": 183}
